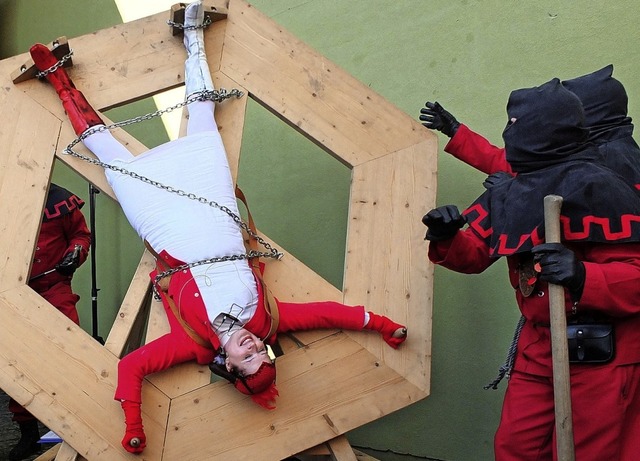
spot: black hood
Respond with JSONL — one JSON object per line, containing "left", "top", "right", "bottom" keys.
{"left": 44, "top": 183, "right": 85, "bottom": 222}
{"left": 562, "top": 64, "right": 632, "bottom": 140}
{"left": 503, "top": 78, "right": 590, "bottom": 173}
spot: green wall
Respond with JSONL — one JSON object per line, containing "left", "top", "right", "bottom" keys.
{"left": 3, "top": 1, "right": 640, "bottom": 460}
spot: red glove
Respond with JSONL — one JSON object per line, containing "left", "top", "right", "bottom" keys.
{"left": 121, "top": 400, "right": 146, "bottom": 454}
{"left": 364, "top": 312, "right": 407, "bottom": 348}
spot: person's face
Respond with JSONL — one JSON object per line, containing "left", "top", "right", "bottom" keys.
{"left": 224, "top": 328, "right": 271, "bottom": 376}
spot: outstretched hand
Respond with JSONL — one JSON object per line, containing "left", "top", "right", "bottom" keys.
{"left": 419, "top": 101, "right": 460, "bottom": 137}
{"left": 365, "top": 312, "right": 407, "bottom": 349}
{"left": 121, "top": 400, "right": 147, "bottom": 454}
{"left": 422, "top": 205, "right": 466, "bottom": 241}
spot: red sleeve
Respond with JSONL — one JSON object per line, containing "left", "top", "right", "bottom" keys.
{"left": 427, "top": 229, "right": 495, "bottom": 274}
{"left": 114, "top": 331, "right": 199, "bottom": 403}
{"left": 276, "top": 300, "right": 366, "bottom": 333}
{"left": 577, "top": 243, "right": 640, "bottom": 317}
{"left": 445, "top": 124, "right": 513, "bottom": 176}
{"left": 61, "top": 209, "right": 92, "bottom": 266}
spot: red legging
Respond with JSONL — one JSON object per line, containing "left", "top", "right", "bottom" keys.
{"left": 495, "top": 364, "right": 640, "bottom": 461}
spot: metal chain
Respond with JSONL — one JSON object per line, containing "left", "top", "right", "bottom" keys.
{"left": 36, "top": 49, "right": 74, "bottom": 79}
{"left": 167, "top": 15, "right": 212, "bottom": 31}
{"left": 66, "top": 89, "right": 244, "bottom": 151}
{"left": 63, "top": 91, "right": 283, "bottom": 293}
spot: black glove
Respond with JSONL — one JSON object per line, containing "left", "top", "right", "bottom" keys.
{"left": 419, "top": 101, "right": 461, "bottom": 137}
{"left": 422, "top": 205, "right": 466, "bottom": 241}
{"left": 56, "top": 245, "right": 82, "bottom": 277}
{"left": 483, "top": 171, "right": 513, "bottom": 189}
{"left": 531, "top": 243, "right": 585, "bottom": 299}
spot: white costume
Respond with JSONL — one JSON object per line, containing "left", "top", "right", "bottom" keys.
{"left": 83, "top": 102, "right": 258, "bottom": 346}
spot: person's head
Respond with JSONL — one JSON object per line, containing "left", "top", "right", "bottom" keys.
{"left": 224, "top": 328, "right": 271, "bottom": 375}
{"left": 503, "top": 78, "right": 589, "bottom": 173}
{"left": 213, "top": 328, "right": 278, "bottom": 409}
{"left": 562, "top": 64, "right": 631, "bottom": 134}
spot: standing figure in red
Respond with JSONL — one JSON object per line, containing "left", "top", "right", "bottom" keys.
{"left": 423, "top": 78, "right": 640, "bottom": 460}
{"left": 7, "top": 183, "right": 90, "bottom": 461}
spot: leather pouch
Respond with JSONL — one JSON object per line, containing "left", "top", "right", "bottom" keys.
{"left": 567, "top": 322, "right": 614, "bottom": 364}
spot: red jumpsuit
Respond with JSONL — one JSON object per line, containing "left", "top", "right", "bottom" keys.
{"left": 429, "top": 224, "right": 640, "bottom": 460}
{"left": 10, "top": 185, "right": 91, "bottom": 422}
{"left": 115, "top": 250, "right": 366, "bottom": 403}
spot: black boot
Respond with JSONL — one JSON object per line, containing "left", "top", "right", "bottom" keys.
{"left": 8, "top": 420, "right": 41, "bottom": 461}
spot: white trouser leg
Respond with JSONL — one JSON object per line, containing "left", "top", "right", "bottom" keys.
{"left": 184, "top": 1, "right": 214, "bottom": 97}
{"left": 187, "top": 100, "right": 217, "bottom": 135}
{"left": 82, "top": 128, "right": 135, "bottom": 163}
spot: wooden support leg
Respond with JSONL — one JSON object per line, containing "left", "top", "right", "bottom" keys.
{"left": 54, "top": 442, "right": 83, "bottom": 461}
{"left": 326, "top": 436, "right": 358, "bottom": 461}
{"left": 33, "top": 444, "right": 60, "bottom": 461}
{"left": 292, "top": 435, "right": 382, "bottom": 461}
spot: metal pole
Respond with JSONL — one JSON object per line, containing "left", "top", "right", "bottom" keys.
{"left": 89, "top": 183, "right": 103, "bottom": 343}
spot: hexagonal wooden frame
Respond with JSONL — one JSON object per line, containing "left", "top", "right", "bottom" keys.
{"left": 0, "top": 1, "right": 437, "bottom": 460}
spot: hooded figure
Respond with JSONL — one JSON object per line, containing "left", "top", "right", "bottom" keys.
{"left": 466, "top": 78, "right": 640, "bottom": 256}
{"left": 421, "top": 65, "right": 640, "bottom": 189}
{"left": 563, "top": 64, "right": 640, "bottom": 189}
{"left": 424, "top": 77, "right": 640, "bottom": 461}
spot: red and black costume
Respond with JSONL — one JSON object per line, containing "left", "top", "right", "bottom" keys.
{"left": 28, "top": 184, "right": 91, "bottom": 324}
{"left": 7, "top": 183, "right": 90, "bottom": 460}
{"left": 427, "top": 79, "right": 640, "bottom": 460}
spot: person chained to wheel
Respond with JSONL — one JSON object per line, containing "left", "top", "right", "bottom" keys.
{"left": 28, "top": 1, "right": 407, "bottom": 454}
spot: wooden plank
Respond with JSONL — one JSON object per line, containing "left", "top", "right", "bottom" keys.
{"left": 211, "top": 72, "right": 248, "bottom": 182}
{"left": 221, "top": 0, "right": 432, "bottom": 168}
{"left": 12, "top": 9, "right": 224, "bottom": 113}
{"left": 163, "top": 333, "right": 423, "bottom": 461}
{"left": 34, "top": 444, "right": 61, "bottom": 461}
{"left": 345, "top": 141, "right": 436, "bottom": 392}
{"left": 0, "top": 1, "right": 436, "bottom": 458}
{"left": 104, "top": 250, "right": 156, "bottom": 357}
{"left": 54, "top": 442, "right": 80, "bottom": 461}
{"left": 327, "top": 436, "right": 358, "bottom": 461}
{"left": 259, "top": 236, "right": 342, "bottom": 303}
{"left": 0, "top": 90, "right": 59, "bottom": 291}
{"left": 0, "top": 286, "right": 169, "bottom": 460}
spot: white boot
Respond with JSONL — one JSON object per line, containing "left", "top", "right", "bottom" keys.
{"left": 183, "top": 0, "right": 214, "bottom": 97}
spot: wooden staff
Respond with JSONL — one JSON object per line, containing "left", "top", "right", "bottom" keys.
{"left": 543, "top": 194, "right": 575, "bottom": 461}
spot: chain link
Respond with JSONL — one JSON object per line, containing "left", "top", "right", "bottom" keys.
{"left": 35, "top": 49, "right": 74, "bottom": 79}
{"left": 63, "top": 91, "right": 283, "bottom": 294}
{"left": 167, "top": 14, "right": 212, "bottom": 31}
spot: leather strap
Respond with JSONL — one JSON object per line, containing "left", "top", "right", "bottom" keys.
{"left": 144, "top": 240, "right": 213, "bottom": 350}
{"left": 235, "top": 186, "right": 280, "bottom": 339}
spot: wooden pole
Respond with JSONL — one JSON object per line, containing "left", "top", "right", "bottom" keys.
{"left": 543, "top": 194, "right": 575, "bottom": 461}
